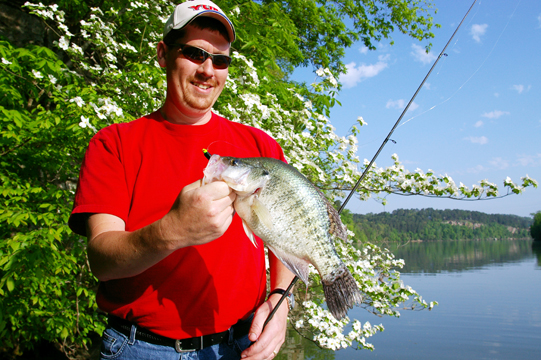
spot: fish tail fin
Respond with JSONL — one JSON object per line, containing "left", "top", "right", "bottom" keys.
{"left": 322, "top": 266, "right": 363, "bottom": 320}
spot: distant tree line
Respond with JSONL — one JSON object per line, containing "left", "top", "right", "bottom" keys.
{"left": 340, "top": 208, "right": 533, "bottom": 242}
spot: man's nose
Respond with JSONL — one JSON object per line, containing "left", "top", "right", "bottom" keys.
{"left": 197, "top": 58, "right": 215, "bottom": 77}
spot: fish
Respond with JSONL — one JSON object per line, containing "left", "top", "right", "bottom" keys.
{"left": 203, "top": 154, "right": 363, "bottom": 320}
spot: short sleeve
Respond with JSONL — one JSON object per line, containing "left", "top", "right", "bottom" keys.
{"left": 68, "top": 125, "right": 130, "bottom": 236}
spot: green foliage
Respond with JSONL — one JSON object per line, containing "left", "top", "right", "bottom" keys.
{"left": 348, "top": 209, "right": 532, "bottom": 243}
{"left": 531, "top": 211, "right": 541, "bottom": 242}
{"left": 0, "top": 41, "right": 105, "bottom": 357}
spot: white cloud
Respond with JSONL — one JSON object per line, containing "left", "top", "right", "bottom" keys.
{"left": 386, "top": 99, "right": 405, "bottom": 109}
{"left": 489, "top": 157, "right": 509, "bottom": 170}
{"left": 359, "top": 46, "right": 369, "bottom": 54}
{"left": 339, "top": 58, "right": 388, "bottom": 88}
{"left": 474, "top": 120, "right": 484, "bottom": 128}
{"left": 538, "top": 14, "right": 541, "bottom": 28}
{"left": 512, "top": 84, "right": 531, "bottom": 94}
{"left": 481, "top": 110, "right": 510, "bottom": 119}
{"left": 466, "top": 164, "right": 489, "bottom": 173}
{"left": 386, "top": 99, "right": 419, "bottom": 112}
{"left": 410, "top": 44, "right": 437, "bottom": 65}
{"left": 471, "top": 24, "right": 488, "bottom": 43}
{"left": 516, "top": 153, "right": 541, "bottom": 167}
{"left": 424, "top": 82, "right": 431, "bottom": 90}
{"left": 464, "top": 136, "right": 488, "bottom": 145}
{"left": 387, "top": 99, "right": 405, "bottom": 109}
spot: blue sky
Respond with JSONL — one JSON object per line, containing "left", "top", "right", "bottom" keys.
{"left": 294, "top": 0, "right": 541, "bottom": 218}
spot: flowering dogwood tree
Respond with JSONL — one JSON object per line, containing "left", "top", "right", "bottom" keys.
{"left": 0, "top": 0, "right": 536, "bottom": 358}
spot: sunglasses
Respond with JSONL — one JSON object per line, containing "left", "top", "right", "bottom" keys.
{"left": 167, "top": 43, "right": 232, "bottom": 70}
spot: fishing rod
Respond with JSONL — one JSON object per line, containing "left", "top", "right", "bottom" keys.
{"left": 260, "top": 0, "right": 479, "bottom": 330}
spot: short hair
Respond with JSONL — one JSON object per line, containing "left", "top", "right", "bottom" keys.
{"left": 164, "top": 17, "right": 230, "bottom": 45}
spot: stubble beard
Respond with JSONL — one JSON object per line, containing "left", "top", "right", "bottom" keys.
{"left": 183, "top": 75, "right": 220, "bottom": 112}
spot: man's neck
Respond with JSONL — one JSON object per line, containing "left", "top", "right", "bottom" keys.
{"left": 159, "top": 103, "right": 212, "bottom": 126}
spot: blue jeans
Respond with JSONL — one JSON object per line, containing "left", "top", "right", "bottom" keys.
{"left": 99, "top": 325, "right": 252, "bottom": 360}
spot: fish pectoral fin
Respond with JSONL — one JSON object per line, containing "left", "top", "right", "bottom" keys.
{"left": 242, "top": 220, "right": 258, "bottom": 248}
{"left": 251, "top": 197, "right": 274, "bottom": 230}
{"left": 267, "top": 245, "right": 310, "bottom": 285}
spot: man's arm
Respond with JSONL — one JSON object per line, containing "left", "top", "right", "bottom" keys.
{"left": 86, "top": 179, "right": 236, "bottom": 281}
{"left": 241, "top": 252, "right": 296, "bottom": 359}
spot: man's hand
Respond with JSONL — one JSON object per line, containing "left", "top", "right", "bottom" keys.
{"left": 157, "top": 179, "right": 236, "bottom": 249}
{"left": 240, "top": 294, "right": 289, "bottom": 360}
{"left": 86, "top": 178, "right": 236, "bottom": 281}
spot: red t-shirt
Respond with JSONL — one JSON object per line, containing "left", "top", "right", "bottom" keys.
{"left": 69, "top": 111, "right": 285, "bottom": 339}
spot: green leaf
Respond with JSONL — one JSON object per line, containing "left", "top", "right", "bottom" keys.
{"left": 6, "top": 277, "right": 14, "bottom": 292}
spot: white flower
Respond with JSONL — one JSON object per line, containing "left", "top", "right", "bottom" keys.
{"left": 104, "top": 53, "right": 117, "bottom": 62}
{"left": 316, "top": 67, "right": 325, "bottom": 77}
{"left": 2, "top": 58, "right": 12, "bottom": 65}
{"left": 329, "top": 75, "right": 338, "bottom": 87}
{"left": 48, "top": 74, "right": 57, "bottom": 84}
{"left": 79, "top": 116, "right": 89, "bottom": 128}
{"left": 70, "top": 97, "right": 85, "bottom": 107}
{"left": 58, "top": 36, "right": 69, "bottom": 50}
{"left": 70, "top": 43, "right": 83, "bottom": 55}
{"left": 32, "top": 70, "right": 43, "bottom": 79}
{"left": 79, "top": 116, "right": 96, "bottom": 131}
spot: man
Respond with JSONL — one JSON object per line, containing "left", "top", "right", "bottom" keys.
{"left": 68, "top": 1, "right": 295, "bottom": 359}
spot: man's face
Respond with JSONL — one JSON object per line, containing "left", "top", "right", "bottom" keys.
{"left": 161, "top": 25, "right": 230, "bottom": 123}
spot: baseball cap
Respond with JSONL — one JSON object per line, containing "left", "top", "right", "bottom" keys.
{"left": 163, "top": 1, "right": 236, "bottom": 43}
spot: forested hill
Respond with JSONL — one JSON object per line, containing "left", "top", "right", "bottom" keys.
{"left": 342, "top": 208, "right": 533, "bottom": 242}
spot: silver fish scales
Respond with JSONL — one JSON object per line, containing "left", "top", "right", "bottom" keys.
{"left": 203, "top": 155, "right": 362, "bottom": 320}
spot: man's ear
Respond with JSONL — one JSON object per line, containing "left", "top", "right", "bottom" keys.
{"left": 156, "top": 41, "right": 168, "bottom": 68}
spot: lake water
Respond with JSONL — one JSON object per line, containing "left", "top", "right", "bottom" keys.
{"left": 277, "top": 239, "right": 541, "bottom": 360}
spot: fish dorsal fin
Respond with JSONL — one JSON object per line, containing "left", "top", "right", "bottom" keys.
{"left": 317, "top": 189, "right": 348, "bottom": 241}
{"left": 242, "top": 220, "right": 258, "bottom": 248}
{"left": 251, "top": 197, "right": 274, "bottom": 230}
{"left": 267, "top": 244, "right": 310, "bottom": 285}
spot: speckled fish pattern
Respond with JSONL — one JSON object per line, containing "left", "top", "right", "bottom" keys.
{"left": 204, "top": 155, "right": 363, "bottom": 319}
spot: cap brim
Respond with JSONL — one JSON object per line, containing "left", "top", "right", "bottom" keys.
{"left": 177, "top": 11, "right": 236, "bottom": 43}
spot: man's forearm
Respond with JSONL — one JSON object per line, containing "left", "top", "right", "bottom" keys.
{"left": 85, "top": 179, "right": 236, "bottom": 281}
{"left": 87, "top": 215, "right": 176, "bottom": 281}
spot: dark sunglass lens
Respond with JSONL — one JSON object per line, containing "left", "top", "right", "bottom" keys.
{"left": 212, "top": 56, "right": 231, "bottom": 69}
{"left": 178, "top": 44, "right": 231, "bottom": 69}
{"left": 182, "top": 46, "right": 207, "bottom": 63}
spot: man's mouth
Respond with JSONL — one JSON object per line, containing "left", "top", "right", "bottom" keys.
{"left": 194, "top": 83, "right": 211, "bottom": 90}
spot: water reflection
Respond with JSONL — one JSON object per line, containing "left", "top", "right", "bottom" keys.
{"left": 276, "top": 328, "right": 334, "bottom": 360}
{"left": 278, "top": 239, "right": 538, "bottom": 359}
{"left": 532, "top": 241, "right": 541, "bottom": 268}
{"left": 385, "top": 239, "right": 535, "bottom": 273}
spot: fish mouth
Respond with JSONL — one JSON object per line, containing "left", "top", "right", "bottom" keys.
{"left": 221, "top": 171, "right": 252, "bottom": 195}
{"left": 203, "top": 154, "right": 269, "bottom": 196}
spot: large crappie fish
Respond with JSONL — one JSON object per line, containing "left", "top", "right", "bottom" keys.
{"left": 203, "top": 154, "right": 362, "bottom": 320}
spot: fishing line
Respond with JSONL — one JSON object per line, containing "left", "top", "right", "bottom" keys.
{"left": 259, "top": 0, "right": 481, "bottom": 331}
{"left": 399, "top": 0, "right": 521, "bottom": 129}
{"left": 338, "top": 0, "right": 478, "bottom": 214}
{"left": 434, "top": 0, "right": 481, "bottom": 77}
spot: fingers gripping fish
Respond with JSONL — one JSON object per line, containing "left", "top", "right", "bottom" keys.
{"left": 203, "top": 154, "right": 363, "bottom": 320}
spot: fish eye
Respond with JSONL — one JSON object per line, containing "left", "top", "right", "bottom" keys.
{"left": 230, "top": 159, "right": 239, "bottom": 166}
{"left": 262, "top": 170, "right": 269, "bottom": 176}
